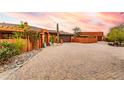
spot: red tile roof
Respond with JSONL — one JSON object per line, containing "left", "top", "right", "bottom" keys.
{"left": 79, "top": 32, "right": 104, "bottom": 36}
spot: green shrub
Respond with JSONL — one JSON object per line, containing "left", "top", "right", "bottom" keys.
{"left": 50, "top": 35, "right": 54, "bottom": 44}
{"left": 0, "top": 48, "right": 10, "bottom": 63}
{"left": 14, "top": 39, "right": 25, "bottom": 53}
{"left": 0, "top": 47, "right": 16, "bottom": 63}
{"left": 0, "top": 41, "right": 23, "bottom": 64}
{"left": 0, "top": 41, "right": 12, "bottom": 48}
{"left": 107, "top": 26, "right": 124, "bottom": 46}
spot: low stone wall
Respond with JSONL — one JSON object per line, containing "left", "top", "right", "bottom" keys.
{"left": 71, "top": 37, "right": 97, "bottom": 43}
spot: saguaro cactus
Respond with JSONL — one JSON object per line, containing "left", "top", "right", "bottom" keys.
{"left": 57, "top": 23, "right": 60, "bottom": 44}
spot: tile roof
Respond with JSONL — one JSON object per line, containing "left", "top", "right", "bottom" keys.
{"left": 79, "top": 32, "right": 104, "bottom": 36}
{"left": 48, "top": 30, "right": 57, "bottom": 34}
{"left": 0, "top": 23, "right": 74, "bottom": 35}
{"left": 48, "top": 30, "right": 74, "bottom": 35}
{"left": 0, "top": 22, "right": 42, "bottom": 31}
{"left": 60, "top": 31, "right": 74, "bottom": 35}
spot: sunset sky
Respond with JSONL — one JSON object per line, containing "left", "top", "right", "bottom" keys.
{"left": 0, "top": 12, "right": 124, "bottom": 35}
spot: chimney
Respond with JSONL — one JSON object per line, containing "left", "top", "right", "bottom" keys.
{"left": 24, "top": 22, "right": 28, "bottom": 26}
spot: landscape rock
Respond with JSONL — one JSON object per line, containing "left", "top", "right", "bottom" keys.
{"left": 0, "top": 49, "right": 41, "bottom": 73}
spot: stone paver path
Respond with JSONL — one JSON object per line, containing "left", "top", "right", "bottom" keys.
{"left": 5, "top": 42, "right": 124, "bottom": 79}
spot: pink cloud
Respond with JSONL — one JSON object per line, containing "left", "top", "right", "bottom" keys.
{"left": 97, "top": 12, "right": 124, "bottom": 25}
{"left": 2, "top": 12, "right": 124, "bottom": 35}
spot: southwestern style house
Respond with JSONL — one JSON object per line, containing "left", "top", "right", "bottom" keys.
{"left": 0, "top": 22, "right": 73, "bottom": 51}
{"left": 0, "top": 22, "right": 50, "bottom": 51}
{"left": 0, "top": 22, "right": 104, "bottom": 52}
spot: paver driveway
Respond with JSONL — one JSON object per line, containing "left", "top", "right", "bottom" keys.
{"left": 5, "top": 42, "right": 124, "bottom": 80}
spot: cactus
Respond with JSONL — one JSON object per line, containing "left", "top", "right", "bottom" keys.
{"left": 57, "top": 23, "right": 60, "bottom": 44}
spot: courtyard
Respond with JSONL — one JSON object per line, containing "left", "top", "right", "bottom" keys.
{"left": 2, "top": 42, "right": 124, "bottom": 80}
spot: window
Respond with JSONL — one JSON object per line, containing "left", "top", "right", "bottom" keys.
{"left": 2, "top": 34, "right": 9, "bottom": 39}
{"left": 2, "top": 33, "right": 12, "bottom": 39}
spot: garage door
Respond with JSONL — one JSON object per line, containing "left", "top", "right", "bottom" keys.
{"left": 60, "top": 35, "right": 71, "bottom": 42}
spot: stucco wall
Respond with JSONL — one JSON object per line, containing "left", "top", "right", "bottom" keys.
{"left": 79, "top": 32, "right": 103, "bottom": 36}
{"left": 0, "top": 39, "right": 32, "bottom": 52}
{"left": 71, "top": 37, "right": 97, "bottom": 43}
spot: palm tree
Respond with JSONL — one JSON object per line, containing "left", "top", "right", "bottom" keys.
{"left": 73, "top": 27, "right": 81, "bottom": 36}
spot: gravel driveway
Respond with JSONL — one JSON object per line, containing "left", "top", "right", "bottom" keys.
{"left": 5, "top": 42, "right": 124, "bottom": 80}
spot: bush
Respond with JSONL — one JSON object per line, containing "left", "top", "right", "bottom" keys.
{"left": 107, "top": 25, "right": 124, "bottom": 46}
{"left": 0, "top": 41, "right": 23, "bottom": 64}
{"left": 50, "top": 35, "right": 54, "bottom": 44}
{"left": 0, "top": 41, "right": 12, "bottom": 48}
{"left": 14, "top": 39, "right": 25, "bottom": 53}
{"left": 0, "top": 48, "right": 17, "bottom": 64}
{"left": 0, "top": 48, "right": 9, "bottom": 62}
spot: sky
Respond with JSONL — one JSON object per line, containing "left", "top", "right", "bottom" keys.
{"left": 0, "top": 12, "right": 124, "bottom": 35}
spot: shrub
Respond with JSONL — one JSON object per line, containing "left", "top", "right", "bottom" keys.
{"left": 12, "top": 32, "right": 25, "bottom": 52}
{"left": 0, "top": 48, "right": 10, "bottom": 63}
{"left": 0, "top": 41, "right": 12, "bottom": 48}
{"left": 12, "top": 32, "right": 23, "bottom": 39}
{"left": 14, "top": 39, "right": 25, "bottom": 53}
{"left": 0, "top": 41, "right": 23, "bottom": 64}
{"left": 0, "top": 47, "right": 19, "bottom": 63}
{"left": 107, "top": 26, "right": 124, "bottom": 46}
{"left": 50, "top": 35, "right": 54, "bottom": 44}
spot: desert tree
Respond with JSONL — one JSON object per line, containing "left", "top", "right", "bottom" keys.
{"left": 73, "top": 27, "right": 81, "bottom": 36}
